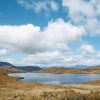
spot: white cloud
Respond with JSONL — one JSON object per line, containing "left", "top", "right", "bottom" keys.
{"left": 1, "top": 43, "right": 100, "bottom": 67}
{"left": 62, "top": 0, "right": 95, "bottom": 21}
{"left": 87, "top": 18, "right": 100, "bottom": 36}
{"left": 76, "top": 43, "right": 100, "bottom": 65}
{"left": 44, "top": 18, "right": 86, "bottom": 44}
{"left": 17, "top": 0, "right": 59, "bottom": 15}
{"left": 0, "top": 19, "right": 86, "bottom": 54}
{"left": 19, "top": 51, "right": 62, "bottom": 66}
{"left": 80, "top": 44, "right": 96, "bottom": 54}
{"left": 62, "top": 0, "right": 100, "bottom": 36}
{"left": 0, "top": 24, "right": 48, "bottom": 53}
{"left": 9, "top": 47, "right": 100, "bottom": 67}
{"left": 0, "top": 18, "right": 90, "bottom": 66}
{"left": 0, "top": 49, "right": 7, "bottom": 56}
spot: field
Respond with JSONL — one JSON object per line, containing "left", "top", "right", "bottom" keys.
{"left": 34, "top": 66, "right": 100, "bottom": 74}
{"left": 0, "top": 69, "right": 100, "bottom": 100}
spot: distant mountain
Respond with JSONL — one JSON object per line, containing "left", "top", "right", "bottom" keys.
{"left": 0, "top": 61, "right": 99, "bottom": 73}
{"left": 35, "top": 66, "right": 100, "bottom": 74}
{"left": 43, "top": 65, "right": 90, "bottom": 69}
{"left": 86, "top": 66, "right": 100, "bottom": 70}
{"left": 69, "top": 65, "right": 90, "bottom": 69}
{"left": 0, "top": 62, "right": 15, "bottom": 69}
{"left": 16, "top": 66, "right": 42, "bottom": 71}
{"left": 0, "top": 61, "right": 42, "bottom": 71}
{"left": 34, "top": 67, "right": 82, "bottom": 74}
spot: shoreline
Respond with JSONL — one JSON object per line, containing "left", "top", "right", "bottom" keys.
{"left": 33, "top": 67, "right": 100, "bottom": 74}
{"left": 0, "top": 69, "right": 100, "bottom": 100}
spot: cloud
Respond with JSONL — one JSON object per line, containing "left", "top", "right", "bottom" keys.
{"left": 8, "top": 46, "right": 100, "bottom": 67}
{"left": 62, "top": 0, "right": 95, "bottom": 21}
{"left": 44, "top": 19, "right": 86, "bottom": 44}
{"left": 76, "top": 43, "right": 100, "bottom": 65}
{"left": 0, "top": 24, "right": 49, "bottom": 54}
{"left": 0, "top": 49, "right": 7, "bottom": 56}
{"left": 6, "top": 51, "right": 76, "bottom": 67}
{"left": 0, "top": 18, "right": 86, "bottom": 54}
{"left": 0, "top": 41, "right": 99, "bottom": 67}
{"left": 17, "top": 0, "right": 59, "bottom": 15}
{"left": 80, "top": 44, "right": 96, "bottom": 54}
{"left": 0, "top": 18, "right": 91, "bottom": 66}
{"left": 62, "top": 0, "right": 100, "bottom": 36}
{"left": 87, "top": 18, "right": 100, "bottom": 36}
{"left": 18, "top": 51, "right": 62, "bottom": 66}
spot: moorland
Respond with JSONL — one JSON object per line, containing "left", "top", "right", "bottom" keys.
{"left": 0, "top": 62, "right": 100, "bottom": 100}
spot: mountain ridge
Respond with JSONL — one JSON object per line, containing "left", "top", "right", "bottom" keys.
{"left": 0, "top": 61, "right": 100, "bottom": 73}
{"left": 0, "top": 61, "right": 42, "bottom": 71}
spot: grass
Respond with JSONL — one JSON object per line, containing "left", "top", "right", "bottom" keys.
{"left": 0, "top": 69, "right": 100, "bottom": 100}
{"left": 34, "top": 67, "right": 100, "bottom": 74}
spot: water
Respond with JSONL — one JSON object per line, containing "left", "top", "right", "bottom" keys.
{"left": 8, "top": 73, "right": 100, "bottom": 85}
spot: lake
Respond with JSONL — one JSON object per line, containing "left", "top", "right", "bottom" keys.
{"left": 8, "top": 73, "right": 100, "bottom": 85}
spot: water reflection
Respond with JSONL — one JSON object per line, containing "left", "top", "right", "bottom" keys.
{"left": 8, "top": 73, "right": 100, "bottom": 85}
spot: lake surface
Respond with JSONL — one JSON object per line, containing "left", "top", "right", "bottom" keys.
{"left": 8, "top": 73, "right": 100, "bottom": 85}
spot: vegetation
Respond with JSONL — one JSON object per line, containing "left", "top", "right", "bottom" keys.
{"left": 0, "top": 69, "right": 100, "bottom": 100}
{"left": 34, "top": 66, "right": 100, "bottom": 74}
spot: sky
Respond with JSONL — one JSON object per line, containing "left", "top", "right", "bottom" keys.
{"left": 0, "top": 0, "right": 100, "bottom": 67}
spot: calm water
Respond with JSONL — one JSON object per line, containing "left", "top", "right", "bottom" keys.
{"left": 8, "top": 73, "right": 100, "bottom": 85}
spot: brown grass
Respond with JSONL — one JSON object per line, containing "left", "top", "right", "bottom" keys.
{"left": 34, "top": 67, "right": 100, "bottom": 74}
{"left": 0, "top": 69, "right": 100, "bottom": 100}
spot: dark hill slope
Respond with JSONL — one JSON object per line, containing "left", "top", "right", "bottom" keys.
{"left": 0, "top": 62, "right": 42, "bottom": 71}
{"left": 0, "top": 62, "right": 15, "bottom": 69}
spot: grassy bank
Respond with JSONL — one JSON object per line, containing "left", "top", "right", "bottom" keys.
{"left": 34, "top": 67, "right": 100, "bottom": 74}
{"left": 0, "top": 69, "right": 100, "bottom": 100}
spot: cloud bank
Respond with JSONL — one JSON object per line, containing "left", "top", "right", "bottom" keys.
{"left": 0, "top": 19, "right": 86, "bottom": 54}
{"left": 62, "top": 0, "right": 100, "bottom": 36}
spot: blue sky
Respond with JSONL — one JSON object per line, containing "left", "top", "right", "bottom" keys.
{"left": 0, "top": 0, "right": 100, "bottom": 67}
{"left": 0, "top": 0, "right": 66, "bottom": 27}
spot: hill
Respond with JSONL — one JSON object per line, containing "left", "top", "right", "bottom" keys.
{"left": 86, "top": 66, "right": 100, "bottom": 70}
{"left": 0, "top": 62, "right": 16, "bottom": 69}
{"left": 34, "top": 67, "right": 82, "bottom": 74}
{"left": 34, "top": 66, "right": 100, "bottom": 74}
{"left": 16, "top": 66, "right": 42, "bottom": 71}
{"left": 0, "top": 61, "right": 42, "bottom": 71}
{"left": 69, "top": 65, "right": 89, "bottom": 69}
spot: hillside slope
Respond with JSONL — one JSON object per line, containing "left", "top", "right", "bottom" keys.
{"left": 0, "top": 62, "right": 16, "bottom": 69}
{"left": 34, "top": 66, "right": 100, "bottom": 74}
{"left": 0, "top": 61, "right": 42, "bottom": 71}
